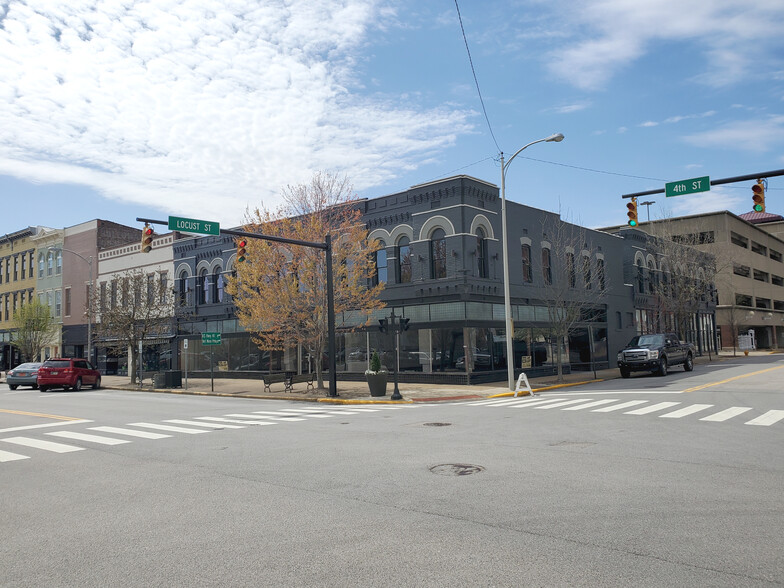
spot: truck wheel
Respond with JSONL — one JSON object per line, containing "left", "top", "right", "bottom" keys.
{"left": 684, "top": 353, "right": 694, "bottom": 372}
{"left": 656, "top": 357, "right": 668, "bottom": 376}
{"left": 620, "top": 367, "right": 631, "bottom": 378}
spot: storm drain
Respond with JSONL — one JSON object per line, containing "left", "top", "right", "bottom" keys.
{"left": 429, "top": 463, "right": 485, "bottom": 476}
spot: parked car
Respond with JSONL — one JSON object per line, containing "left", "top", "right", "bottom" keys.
{"left": 6, "top": 362, "right": 43, "bottom": 390}
{"left": 37, "top": 358, "right": 102, "bottom": 392}
{"left": 617, "top": 333, "right": 695, "bottom": 378}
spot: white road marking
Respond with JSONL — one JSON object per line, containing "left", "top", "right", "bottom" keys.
{"left": 195, "top": 417, "right": 277, "bottom": 426}
{"left": 534, "top": 399, "right": 595, "bottom": 410}
{"left": 592, "top": 400, "right": 649, "bottom": 413}
{"left": 0, "top": 449, "right": 30, "bottom": 462}
{"left": 745, "top": 410, "right": 784, "bottom": 426}
{"left": 660, "top": 404, "right": 714, "bottom": 419}
{"left": 511, "top": 398, "right": 578, "bottom": 409}
{"left": 625, "top": 402, "right": 681, "bottom": 415}
{"left": 699, "top": 407, "right": 753, "bottom": 422}
{"left": 164, "top": 419, "right": 245, "bottom": 429}
{"left": 46, "top": 431, "right": 130, "bottom": 445}
{"left": 562, "top": 399, "right": 620, "bottom": 411}
{"left": 128, "top": 422, "right": 209, "bottom": 434}
{"left": 0, "top": 419, "right": 93, "bottom": 434}
{"left": 1, "top": 436, "right": 84, "bottom": 453}
{"left": 229, "top": 413, "right": 306, "bottom": 421}
{"left": 89, "top": 426, "right": 172, "bottom": 439}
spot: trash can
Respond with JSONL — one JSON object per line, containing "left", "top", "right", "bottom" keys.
{"left": 165, "top": 370, "right": 182, "bottom": 388}
{"left": 153, "top": 372, "right": 167, "bottom": 388}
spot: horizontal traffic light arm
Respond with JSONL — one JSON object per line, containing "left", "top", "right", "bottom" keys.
{"left": 621, "top": 168, "right": 784, "bottom": 199}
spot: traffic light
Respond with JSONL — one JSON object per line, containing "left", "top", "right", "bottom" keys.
{"left": 752, "top": 180, "right": 766, "bottom": 213}
{"left": 627, "top": 197, "right": 639, "bottom": 227}
{"left": 141, "top": 224, "right": 154, "bottom": 253}
{"left": 378, "top": 318, "right": 388, "bottom": 333}
{"left": 236, "top": 239, "right": 247, "bottom": 263}
{"left": 401, "top": 318, "right": 410, "bottom": 331}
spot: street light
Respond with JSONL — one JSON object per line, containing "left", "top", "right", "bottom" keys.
{"left": 500, "top": 132, "right": 565, "bottom": 391}
{"left": 639, "top": 200, "right": 656, "bottom": 222}
{"left": 47, "top": 247, "right": 93, "bottom": 364}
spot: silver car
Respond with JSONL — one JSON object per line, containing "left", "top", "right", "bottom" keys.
{"left": 6, "top": 362, "right": 42, "bottom": 390}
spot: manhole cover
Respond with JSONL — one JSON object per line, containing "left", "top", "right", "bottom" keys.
{"left": 423, "top": 422, "right": 452, "bottom": 427}
{"left": 429, "top": 463, "right": 485, "bottom": 476}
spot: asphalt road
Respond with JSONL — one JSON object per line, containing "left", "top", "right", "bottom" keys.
{"left": 2, "top": 355, "right": 783, "bottom": 587}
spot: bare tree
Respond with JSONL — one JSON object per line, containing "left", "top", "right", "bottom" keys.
{"left": 12, "top": 299, "right": 58, "bottom": 363}
{"left": 226, "top": 172, "right": 385, "bottom": 390}
{"left": 92, "top": 268, "right": 174, "bottom": 383}
{"left": 538, "top": 215, "right": 608, "bottom": 382}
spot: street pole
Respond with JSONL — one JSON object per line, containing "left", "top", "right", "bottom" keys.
{"left": 389, "top": 309, "right": 402, "bottom": 401}
{"left": 499, "top": 133, "right": 565, "bottom": 390}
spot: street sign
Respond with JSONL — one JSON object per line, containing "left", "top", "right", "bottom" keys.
{"left": 168, "top": 216, "right": 220, "bottom": 235}
{"left": 201, "top": 332, "right": 221, "bottom": 345}
{"left": 665, "top": 176, "right": 710, "bottom": 198}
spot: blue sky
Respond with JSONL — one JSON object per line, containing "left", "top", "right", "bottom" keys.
{"left": 2, "top": 0, "right": 783, "bottom": 237}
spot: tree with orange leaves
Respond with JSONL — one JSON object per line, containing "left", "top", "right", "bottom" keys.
{"left": 226, "top": 172, "right": 385, "bottom": 390}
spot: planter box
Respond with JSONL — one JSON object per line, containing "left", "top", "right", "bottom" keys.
{"left": 366, "top": 372, "right": 388, "bottom": 397}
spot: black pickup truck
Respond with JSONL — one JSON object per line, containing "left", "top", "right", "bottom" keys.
{"left": 617, "top": 333, "right": 695, "bottom": 378}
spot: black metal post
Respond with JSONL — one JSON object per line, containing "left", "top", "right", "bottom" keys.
{"left": 389, "top": 309, "right": 402, "bottom": 400}
{"left": 325, "top": 234, "right": 338, "bottom": 398}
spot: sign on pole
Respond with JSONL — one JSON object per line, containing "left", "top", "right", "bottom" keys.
{"left": 201, "top": 332, "right": 221, "bottom": 345}
{"left": 168, "top": 216, "right": 220, "bottom": 235}
{"left": 665, "top": 176, "right": 710, "bottom": 197}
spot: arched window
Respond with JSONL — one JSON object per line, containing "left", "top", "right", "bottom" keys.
{"left": 476, "top": 227, "right": 488, "bottom": 278}
{"left": 566, "top": 252, "right": 576, "bottom": 288}
{"left": 542, "top": 247, "right": 552, "bottom": 285}
{"left": 178, "top": 271, "right": 190, "bottom": 306}
{"left": 597, "top": 258, "right": 606, "bottom": 290}
{"left": 398, "top": 236, "right": 411, "bottom": 283}
{"left": 636, "top": 260, "right": 644, "bottom": 294}
{"left": 373, "top": 241, "right": 387, "bottom": 286}
{"left": 583, "top": 254, "right": 592, "bottom": 289}
{"left": 55, "top": 251, "right": 62, "bottom": 275}
{"left": 647, "top": 258, "right": 656, "bottom": 294}
{"left": 38, "top": 253, "right": 45, "bottom": 278}
{"left": 198, "top": 269, "right": 208, "bottom": 304}
{"left": 212, "top": 268, "right": 221, "bottom": 303}
{"left": 430, "top": 228, "right": 447, "bottom": 279}
{"left": 521, "top": 244, "right": 532, "bottom": 283}
{"left": 47, "top": 252, "right": 54, "bottom": 277}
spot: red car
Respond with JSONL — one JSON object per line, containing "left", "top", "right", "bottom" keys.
{"left": 37, "top": 358, "right": 102, "bottom": 392}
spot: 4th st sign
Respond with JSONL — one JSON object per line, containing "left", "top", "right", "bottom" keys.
{"left": 665, "top": 176, "right": 710, "bottom": 198}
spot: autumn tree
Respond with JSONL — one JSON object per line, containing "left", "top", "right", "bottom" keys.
{"left": 538, "top": 215, "right": 608, "bottom": 382}
{"left": 91, "top": 268, "right": 174, "bottom": 383}
{"left": 226, "top": 172, "right": 385, "bottom": 390}
{"left": 12, "top": 299, "right": 58, "bottom": 362}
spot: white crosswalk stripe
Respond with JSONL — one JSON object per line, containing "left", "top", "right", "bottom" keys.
{"left": 593, "top": 400, "right": 649, "bottom": 412}
{"left": 46, "top": 431, "right": 131, "bottom": 445}
{"left": 0, "top": 449, "right": 30, "bottom": 462}
{"left": 534, "top": 398, "right": 597, "bottom": 410}
{"left": 128, "top": 422, "right": 210, "bottom": 434}
{"left": 1, "top": 436, "right": 84, "bottom": 453}
{"left": 229, "top": 412, "right": 306, "bottom": 421}
{"left": 562, "top": 399, "right": 619, "bottom": 411}
{"left": 745, "top": 410, "right": 784, "bottom": 426}
{"left": 511, "top": 398, "right": 575, "bottom": 409}
{"left": 624, "top": 402, "right": 681, "bottom": 415}
{"left": 90, "top": 426, "right": 172, "bottom": 439}
{"left": 660, "top": 404, "right": 713, "bottom": 419}
{"left": 700, "top": 407, "right": 753, "bottom": 422}
{"left": 164, "top": 419, "right": 245, "bottom": 429}
{"left": 194, "top": 417, "right": 277, "bottom": 426}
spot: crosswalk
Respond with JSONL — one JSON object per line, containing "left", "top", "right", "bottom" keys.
{"left": 0, "top": 405, "right": 416, "bottom": 464}
{"left": 461, "top": 396, "right": 784, "bottom": 427}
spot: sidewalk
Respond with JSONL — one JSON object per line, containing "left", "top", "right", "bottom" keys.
{"left": 100, "top": 350, "right": 770, "bottom": 404}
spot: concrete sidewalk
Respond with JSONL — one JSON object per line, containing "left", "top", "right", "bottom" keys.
{"left": 99, "top": 349, "right": 767, "bottom": 404}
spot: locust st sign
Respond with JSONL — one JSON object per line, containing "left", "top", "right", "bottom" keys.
{"left": 168, "top": 216, "right": 220, "bottom": 235}
{"left": 665, "top": 176, "right": 710, "bottom": 198}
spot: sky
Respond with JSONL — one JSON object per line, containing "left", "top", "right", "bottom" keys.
{"left": 2, "top": 0, "right": 784, "bottom": 238}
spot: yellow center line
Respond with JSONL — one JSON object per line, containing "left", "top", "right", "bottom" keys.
{"left": 0, "top": 408, "right": 83, "bottom": 421}
{"left": 682, "top": 364, "right": 784, "bottom": 393}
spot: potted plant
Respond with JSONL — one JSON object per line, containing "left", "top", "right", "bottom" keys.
{"left": 365, "top": 351, "right": 388, "bottom": 397}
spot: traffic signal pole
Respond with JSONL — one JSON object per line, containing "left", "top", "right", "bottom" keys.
{"left": 621, "top": 169, "right": 784, "bottom": 200}
{"left": 137, "top": 217, "right": 339, "bottom": 398}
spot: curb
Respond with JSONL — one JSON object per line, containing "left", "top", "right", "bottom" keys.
{"left": 487, "top": 378, "right": 607, "bottom": 398}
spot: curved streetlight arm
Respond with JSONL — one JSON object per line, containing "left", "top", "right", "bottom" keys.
{"left": 501, "top": 133, "right": 565, "bottom": 179}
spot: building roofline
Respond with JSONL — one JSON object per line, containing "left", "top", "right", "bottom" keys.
{"left": 408, "top": 175, "right": 498, "bottom": 191}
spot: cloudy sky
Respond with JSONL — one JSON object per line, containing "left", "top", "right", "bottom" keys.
{"left": 1, "top": 0, "right": 783, "bottom": 236}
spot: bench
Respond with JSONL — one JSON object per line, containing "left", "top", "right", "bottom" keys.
{"left": 262, "top": 372, "right": 315, "bottom": 393}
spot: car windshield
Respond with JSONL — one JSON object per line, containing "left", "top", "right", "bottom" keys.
{"left": 637, "top": 335, "right": 665, "bottom": 346}
{"left": 43, "top": 360, "right": 71, "bottom": 368}
{"left": 14, "top": 363, "right": 41, "bottom": 370}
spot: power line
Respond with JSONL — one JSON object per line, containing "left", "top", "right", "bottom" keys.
{"left": 454, "top": 0, "right": 500, "bottom": 153}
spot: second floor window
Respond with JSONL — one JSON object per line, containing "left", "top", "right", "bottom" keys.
{"left": 583, "top": 255, "right": 592, "bottom": 289}
{"left": 476, "top": 228, "right": 487, "bottom": 279}
{"left": 430, "top": 228, "right": 447, "bottom": 279}
{"left": 398, "top": 237, "right": 412, "bottom": 283}
{"left": 521, "top": 244, "right": 532, "bottom": 283}
{"left": 566, "top": 252, "right": 576, "bottom": 288}
{"left": 373, "top": 241, "right": 387, "bottom": 286}
{"left": 38, "top": 254, "right": 44, "bottom": 278}
{"left": 542, "top": 248, "right": 552, "bottom": 285}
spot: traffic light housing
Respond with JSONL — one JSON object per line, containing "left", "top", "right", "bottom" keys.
{"left": 627, "top": 197, "right": 639, "bottom": 227}
{"left": 141, "top": 224, "right": 154, "bottom": 253}
{"left": 378, "top": 318, "right": 388, "bottom": 333}
{"left": 752, "top": 180, "right": 766, "bottom": 213}
{"left": 236, "top": 239, "right": 247, "bottom": 263}
{"left": 401, "top": 318, "right": 410, "bottom": 331}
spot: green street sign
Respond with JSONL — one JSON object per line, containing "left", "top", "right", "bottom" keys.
{"left": 201, "top": 332, "right": 222, "bottom": 345}
{"left": 665, "top": 176, "right": 710, "bottom": 198}
{"left": 168, "top": 216, "right": 220, "bottom": 235}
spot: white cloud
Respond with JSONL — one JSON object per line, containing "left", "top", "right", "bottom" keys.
{"left": 660, "top": 187, "right": 745, "bottom": 217}
{"left": 0, "top": 0, "right": 472, "bottom": 224}
{"left": 550, "top": 102, "right": 591, "bottom": 114}
{"left": 683, "top": 115, "right": 784, "bottom": 152}
{"left": 545, "top": 0, "right": 784, "bottom": 91}
{"left": 639, "top": 121, "right": 659, "bottom": 128}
